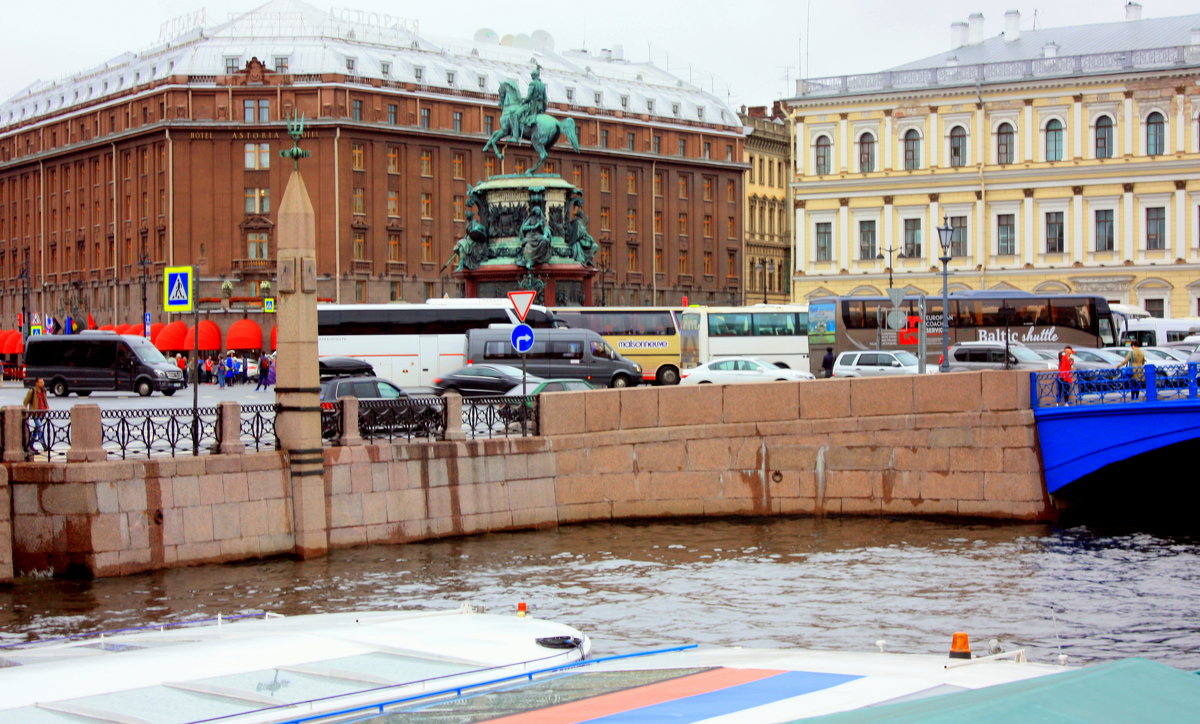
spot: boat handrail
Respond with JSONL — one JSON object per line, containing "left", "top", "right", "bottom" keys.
{"left": 944, "top": 648, "right": 1030, "bottom": 669}
{"left": 0, "top": 612, "right": 278, "bottom": 651}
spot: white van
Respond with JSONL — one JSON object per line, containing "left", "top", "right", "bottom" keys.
{"left": 465, "top": 327, "right": 642, "bottom": 388}
{"left": 1120, "top": 318, "right": 1200, "bottom": 347}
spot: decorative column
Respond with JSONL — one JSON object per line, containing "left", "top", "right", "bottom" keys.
{"left": 274, "top": 115, "right": 328, "bottom": 560}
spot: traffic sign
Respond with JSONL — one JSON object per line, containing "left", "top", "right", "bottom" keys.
{"left": 144, "top": 312, "right": 152, "bottom": 337}
{"left": 163, "top": 266, "right": 194, "bottom": 313}
{"left": 510, "top": 324, "right": 534, "bottom": 353}
{"left": 30, "top": 325, "right": 42, "bottom": 336}
{"left": 263, "top": 297, "right": 276, "bottom": 313}
{"left": 507, "top": 290, "right": 537, "bottom": 323}
{"left": 887, "top": 308, "right": 907, "bottom": 330}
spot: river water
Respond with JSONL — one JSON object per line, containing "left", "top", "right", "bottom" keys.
{"left": 3, "top": 516, "right": 1198, "bottom": 669}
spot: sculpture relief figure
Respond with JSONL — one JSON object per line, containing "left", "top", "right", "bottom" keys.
{"left": 565, "top": 191, "right": 597, "bottom": 266}
{"left": 518, "top": 204, "right": 552, "bottom": 269}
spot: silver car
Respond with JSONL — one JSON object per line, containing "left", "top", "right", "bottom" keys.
{"left": 944, "top": 341, "right": 1054, "bottom": 371}
{"left": 832, "top": 350, "right": 921, "bottom": 377}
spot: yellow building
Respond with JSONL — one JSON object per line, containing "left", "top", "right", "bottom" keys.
{"left": 740, "top": 106, "right": 791, "bottom": 304}
{"left": 783, "top": 6, "right": 1200, "bottom": 318}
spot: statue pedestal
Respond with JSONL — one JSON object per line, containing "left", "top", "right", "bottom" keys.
{"left": 449, "top": 173, "right": 598, "bottom": 306}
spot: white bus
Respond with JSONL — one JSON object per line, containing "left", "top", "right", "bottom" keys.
{"left": 678, "top": 304, "right": 810, "bottom": 371}
{"left": 1119, "top": 317, "right": 1200, "bottom": 347}
{"left": 317, "top": 299, "right": 557, "bottom": 388}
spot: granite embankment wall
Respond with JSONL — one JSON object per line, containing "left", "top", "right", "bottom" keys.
{"left": 1, "top": 370, "right": 1049, "bottom": 581}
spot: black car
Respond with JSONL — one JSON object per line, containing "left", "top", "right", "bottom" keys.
{"left": 432, "top": 364, "right": 544, "bottom": 397}
{"left": 319, "top": 357, "right": 375, "bottom": 379}
{"left": 319, "top": 374, "right": 441, "bottom": 440}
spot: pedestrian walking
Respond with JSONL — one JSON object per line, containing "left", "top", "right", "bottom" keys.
{"left": 22, "top": 377, "right": 49, "bottom": 454}
{"left": 204, "top": 356, "right": 214, "bottom": 384}
{"left": 265, "top": 356, "right": 276, "bottom": 387}
{"left": 1056, "top": 346, "right": 1074, "bottom": 405}
{"left": 255, "top": 354, "right": 272, "bottom": 391}
{"left": 821, "top": 347, "right": 835, "bottom": 378}
{"left": 1120, "top": 339, "right": 1146, "bottom": 400}
{"left": 221, "top": 352, "right": 233, "bottom": 388}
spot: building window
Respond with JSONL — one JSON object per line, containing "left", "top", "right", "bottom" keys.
{"left": 453, "top": 111, "right": 463, "bottom": 132}
{"left": 997, "top": 214, "right": 1016, "bottom": 255}
{"left": 450, "top": 152, "right": 464, "bottom": 179}
{"left": 244, "top": 142, "right": 270, "bottom": 169}
{"left": 627, "top": 245, "right": 640, "bottom": 271}
{"left": 625, "top": 171, "right": 638, "bottom": 194}
{"left": 420, "top": 149, "right": 433, "bottom": 176}
{"left": 628, "top": 132, "right": 636, "bottom": 150}
{"left": 654, "top": 211, "right": 663, "bottom": 234}
{"left": 225, "top": 56, "right": 240, "bottom": 74}
{"left": 572, "top": 165, "right": 583, "bottom": 187}
{"left": 388, "top": 233, "right": 401, "bottom": 261}
{"left": 600, "top": 207, "right": 610, "bottom": 230}
{"left": 678, "top": 249, "right": 689, "bottom": 274}
{"left": 484, "top": 115, "right": 495, "bottom": 134}
{"left": 446, "top": 71, "right": 456, "bottom": 86}
{"left": 354, "top": 281, "right": 366, "bottom": 303}
{"left": 654, "top": 248, "right": 663, "bottom": 274}
{"left": 903, "top": 218, "right": 922, "bottom": 256}
{"left": 703, "top": 214, "right": 713, "bottom": 238}
{"left": 274, "top": 56, "right": 289, "bottom": 73}
{"left": 727, "top": 251, "right": 737, "bottom": 277}
{"left": 1045, "top": 211, "right": 1064, "bottom": 253}
{"left": 351, "top": 143, "right": 365, "bottom": 170}
{"left": 1146, "top": 112, "right": 1165, "bottom": 155}
{"left": 247, "top": 231, "right": 269, "bottom": 259}
{"left": 421, "top": 236, "right": 433, "bottom": 262}
{"left": 380, "top": 62, "right": 391, "bottom": 77}
{"left": 653, "top": 135, "right": 661, "bottom": 154}
{"left": 1045, "top": 119, "right": 1064, "bottom": 161}
{"left": 353, "top": 231, "right": 366, "bottom": 259}
{"left": 703, "top": 177, "right": 713, "bottom": 201}
{"left": 387, "top": 147, "right": 399, "bottom": 173}
{"left": 678, "top": 176, "right": 688, "bottom": 199}
{"left": 726, "top": 179, "right": 735, "bottom": 202}
{"left": 858, "top": 220, "right": 876, "bottom": 259}
{"left": 346, "top": 57, "right": 356, "bottom": 73}
{"left": 600, "top": 129, "right": 609, "bottom": 148}
{"left": 996, "top": 122, "right": 1014, "bottom": 164}
{"left": 815, "top": 222, "right": 832, "bottom": 261}
{"left": 903, "top": 129, "right": 921, "bottom": 169}
{"left": 859, "top": 132, "right": 875, "bottom": 172}
{"left": 1095, "top": 116, "right": 1113, "bottom": 158}
{"left": 1095, "top": 209, "right": 1114, "bottom": 251}
{"left": 1145, "top": 207, "right": 1165, "bottom": 249}
{"left": 243, "top": 99, "right": 269, "bottom": 123}
{"left": 703, "top": 142, "right": 711, "bottom": 159}
{"left": 1145, "top": 299, "right": 1165, "bottom": 318}
{"left": 678, "top": 213, "right": 688, "bottom": 236}
{"left": 949, "top": 126, "right": 967, "bottom": 167}
{"left": 654, "top": 172, "right": 664, "bottom": 196}
{"left": 453, "top": 195, "right": 465, "bottom": 221}
{"left": 351, "top": 188, "right": 365, "bottom": 215}
{"left": 387, "top": 104, "right": 398, "bottom": 124}
{"left": 390, "top": 282, "right": 402, "bottom": 301}
{"left": 515, "top": 158, "right": 527, "bottom": 174}
{"left": 420, "top": 107, "right": 430, "bottom": 128}
{"left": 485, "top": 156, "right": 496, "bottom": 177}
{"left": 949, "top": 215, "right": 967, "bottom": 256}
{"left": 420, "top": 193, "right": 433, "bottom": 219}
{"left": 815, "top": 136, "right": 831, "bottom": 174}
{"left": 600, "top": 168, "right": 611, "bottom": 192}
{"left": 351, "top": 99, "right": 363, "bottom": 121}
{"left": 387, "top": 190, "right": 400, "bottom": 217}
{"left": 244, "top": 187, "right": 269, "bottom": 214}
{"left": 727, "top": 216, "right": 735, "bottom": 238}
{"left": 678, "top": 138, "right": 687, "bottom": 156}
{"left": 627, "top": 208, "right": 638, "bottom": 232}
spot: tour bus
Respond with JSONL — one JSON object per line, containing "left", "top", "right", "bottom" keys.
{"left": 806, "top": 291, "right": 1118, "bottom": 377}
{"left": 24, "top": 332, "right": 186, "bottom": 397}
{"left": 317, "top": 299, "right": 556, "bottom": 388}
{"left": 550, "top": 306, "right": 682, "bottom": 385}
{"left": 678, "top": 304, "right": 810, "bottom": 371}
{"left": 1119, "top": 318, "right": 1200, "bottom": 347}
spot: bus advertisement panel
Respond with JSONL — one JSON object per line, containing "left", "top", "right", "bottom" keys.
{"left": 551, "top": 307, "right": 682, "bottom": 384}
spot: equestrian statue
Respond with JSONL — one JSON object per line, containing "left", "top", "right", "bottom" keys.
{"left": 482, "top": 64, "right": 581, "bottom": 174}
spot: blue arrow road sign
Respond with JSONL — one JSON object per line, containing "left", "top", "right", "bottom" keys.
{"left": 510, "top": 324, "right": 534, "bottom": 353}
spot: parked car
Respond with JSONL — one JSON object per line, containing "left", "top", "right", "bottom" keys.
{"left": 498, "top": 378, "right": 596, "bottom": 424}
{"left": 24, "top": 332, "right": 185, "bottom": 397}
{"left": 433, "top": 364, "right": 544, "bottom": 397}
{"left": 319, "top": 357, "right": 375, "bottom": 379}
{"left": 319, "top": 374, "right": 437, "bottom": 439}
{"left": 681, "top": 357, "right": 816, "bottom": 385}
{"left": 943, "top": 341, "right": 1054, "bottom": 372}
{"left": 832, "top": 350, "right": 921, "bottom": 377}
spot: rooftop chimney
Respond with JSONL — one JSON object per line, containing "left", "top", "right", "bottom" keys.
{"left": 1004, "top": 10, "right": 1021, "bottom": 42}
{"left": 1125, "top": 2, "right": 1142, "bottom": 21}
{"left": 1192, "top": 28, "right": 1200, "bottom": 46}
{"left": 1043, "top": 42, "right": 1059, "bottom": 58}
{"left": 968, "top": 13, "right": 985, "bottom": 45}
{"left": 951, "top": 21, "right": 969, "bottom": 48}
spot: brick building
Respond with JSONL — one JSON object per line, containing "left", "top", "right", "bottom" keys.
{"left": 0, "top": 0, "right": 744, "bottom": 342}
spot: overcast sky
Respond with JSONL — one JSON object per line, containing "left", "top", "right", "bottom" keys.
{"left": 3, "top": 0, "right": 1198, "bottom": 109}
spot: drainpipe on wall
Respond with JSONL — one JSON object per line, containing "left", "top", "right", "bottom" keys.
{"left": 334, "top": 126, "right": 341, "bottom": 303}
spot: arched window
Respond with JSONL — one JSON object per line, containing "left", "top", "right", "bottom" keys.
{"left": 814, "top": 135, "right": 831, "bottom": 174}
{"left": 1045, "top": 119, "right": 1064, "bottom": 161}
{"left": 903, "top": 129, "right": 921, "bottom": 170}
{"left": 949, "top": 126, "right": 967, "bottom": 167}
{"left": 1095, "top": 116, "right": 1113, "bottom": 158}
{"left": 996, "top": 123, "right": 1014, "bottom": 164}
{"left": 1146, "top": 112, "right": 1164, "bottom": 155}
{"left": 858, "top": 132, "right": 875, "bottom": 172}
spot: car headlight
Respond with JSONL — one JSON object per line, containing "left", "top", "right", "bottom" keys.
{"left": 155, "top": 369, "right": 166, "bottom": 377}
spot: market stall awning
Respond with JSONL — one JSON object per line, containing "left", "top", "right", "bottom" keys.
{"left": 226, "top": 319, "right": 263, "bottom": 351}
{"left": 183, "top": 320, "right": 222, "bottom": 351}
{"left": 154, "top": 320, "right": 188, "bottom": 351}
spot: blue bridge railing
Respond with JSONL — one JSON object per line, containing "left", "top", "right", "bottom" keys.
{"left": 1031, "top": 363, "right": 1200, "bottom": 409}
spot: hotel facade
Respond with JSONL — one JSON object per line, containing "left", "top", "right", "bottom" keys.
{"left": 783, "top": 6, "right": 1200, "bottom": 319}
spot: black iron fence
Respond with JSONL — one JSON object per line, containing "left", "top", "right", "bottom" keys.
{"left": 23, "top": 409, "right": 72, "bottom": 462}
{"left": 463, "top": 395, "right": 540, "bottom": 438}
{"left": 320, "top": 397, "right": 447, "bottom": 443}
{"left": 1030, "top": 363, "right": 1199, "bottom": 408}
{"left": 101, "top": 406, "right": 221, "bottom": 459}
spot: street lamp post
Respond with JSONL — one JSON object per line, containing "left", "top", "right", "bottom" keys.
{"left": 875, "top": 245, "right": 905, "bottom": 290}
{"left": 18, "top": 255, "right": 29, "bottom": 341}
{"left": 138, "top": 253, "right": 152, "bottom": 337}
{"left": 936, "top": 216, "right": 955, "bottom": 373}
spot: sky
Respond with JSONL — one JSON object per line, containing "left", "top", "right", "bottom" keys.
{"left": 3, "top": 0, "right": 1199, "bottom": 110}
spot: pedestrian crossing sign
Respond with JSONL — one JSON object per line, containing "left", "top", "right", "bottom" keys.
{"left": 263, "top": 297, "right": 275, "bottom": 313}
{"left": 163, "top": 266, "right": 194, "bottom": 313}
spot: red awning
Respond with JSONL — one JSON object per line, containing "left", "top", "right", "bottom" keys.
{"left": 183, "top": 320, "right": 222, "bottom": 351}
{"left": 269, "top": 326, "right": 277, "bottom": 351}
{"left": 3, "top": 331, "right": 24, "bottom": 355}
{"left": 226, "top": 319, "right": 263, "bottom": 351}
{"left": 149, "top": 321, "right": 166, "bottom": 343}
{"left": 99, "top": 324, "right": 116, "bottom": 331}
{"left": 114, "top": 324, "right": 132, "bottom": 335}
{"left": 154, "top": 320, "right": 188, "bottom": 351}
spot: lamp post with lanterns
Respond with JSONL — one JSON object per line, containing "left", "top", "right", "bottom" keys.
{"left": 936, "top": 216, "right": 955, "bottom": 373}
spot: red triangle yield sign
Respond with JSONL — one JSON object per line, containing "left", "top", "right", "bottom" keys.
{"left": 507, "top": 290, "right": 538, "bottom": 322}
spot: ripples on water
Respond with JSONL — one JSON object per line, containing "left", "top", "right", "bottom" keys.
{"left": 2, "top": 518, "right": 1198, "bottom": 669}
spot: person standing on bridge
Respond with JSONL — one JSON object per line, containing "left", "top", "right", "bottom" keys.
{"left": 821, "top": 348, "right": 834, "bottom": 378}
{"left": 1056, "top": 346, "right": 1074, "bottom": 405}
{"left": 1119, "top": 339, "right": 1146, "bottom": 400}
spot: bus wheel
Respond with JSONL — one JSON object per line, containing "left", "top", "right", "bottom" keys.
{"left": 656, "top": 366, "right": 680, "bottom": 385}
{"left": 51, "top": 380, "right": 70, "bottom": 397}
{"left": 135, "top": 380, "right": 153, "bottom": 397}
{"left": 610, "top": 374, "right": 632, "bottom": 388}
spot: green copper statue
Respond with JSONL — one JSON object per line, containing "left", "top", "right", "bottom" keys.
{"left": 483, "top": 64, "right": 581, "bottom": 175}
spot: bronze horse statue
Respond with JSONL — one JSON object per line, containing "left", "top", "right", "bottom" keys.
{"left": 483, "top": 81, "right": 580, "bottom": 174}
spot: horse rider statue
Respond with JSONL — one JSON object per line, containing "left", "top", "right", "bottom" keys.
{"left": 483, "top": 64, "right": 580, "bottom": 175}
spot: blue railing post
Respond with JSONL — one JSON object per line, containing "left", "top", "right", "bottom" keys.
{"left": 1145, "top": 365, "right": 1157, "bottom": 402}
{"left": 1189, "top": 362, "right": 1198, "bottom": 400}
{"left": 1029, "top": 371, "right": 1040, "bottom": 409}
